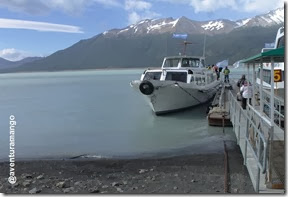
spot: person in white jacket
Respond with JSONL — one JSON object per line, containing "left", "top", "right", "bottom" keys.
{"left": 240, "top": 81, "right": 252, "bottom": 109}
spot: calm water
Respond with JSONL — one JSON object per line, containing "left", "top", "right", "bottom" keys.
{"left": 0, "top": 68, "right": 244, "bottom": 161}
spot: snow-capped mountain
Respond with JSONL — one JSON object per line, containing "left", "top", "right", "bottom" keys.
{"left": 103, "top": 7, "right": 284, "bottom": 37}
{"left": 236, "top": 7, "right": 284, "bottom": 27}
{"left": 3, "top": 7, "right": 283, "bottom": 73}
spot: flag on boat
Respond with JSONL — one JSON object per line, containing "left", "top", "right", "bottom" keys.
{"left": 172, "top": 33, "right": 188, "bottom": 39}
{"left": 216, "top": 60, "right": 229, "bottom": 68}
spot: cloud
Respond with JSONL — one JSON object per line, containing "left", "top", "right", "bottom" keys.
{"left": 0, "top": 48, "right": 35, "bottom": 61}
{"left": 125, "top": 0, "right": 161, "bottom": 24}
{"left": 128, "top": 12, "right": 142, "bottom": 24}
{"left": 189, "top": 0, "right": 238, "bottom": 13}
{"left": 0, "top": 0, "right": 121, "bottom": 15}
{"left": 155, "top": 0, "right": 284, "bottom": 13}
{"left": 127, "top": 10, "right": 161, "bottom": 24}
{"left": 125, "top": 0, "right": 152, "bottom": 10}
{"left": 0, "top": 18, "right": 83, "bottom": 33}
{"left": 240, "top": 0, "right": 284, "bottom": 12}
{"left": 93, "top": 0, "right": 122, "bottom": 7}
{"left": 154, "top": 0, "right": 190, "bottom": 4}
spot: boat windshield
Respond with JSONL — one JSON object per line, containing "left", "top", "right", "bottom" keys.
{"left": 162, "top": 58, "right": 203, "bottom": 68}
{"left": 162, "top": 58, "right": 180, "bottom": 68}
{"left": 181, "top": 58, "right": 202, "bottom": 68}
{"left": 143, "top": 71, "right": 162, "bottom": 80}
{"left": 276, "top": 36, "right": 285, "bottom": 48}
{"left": 165, "top": 71, "right": 187, "bottom": 83}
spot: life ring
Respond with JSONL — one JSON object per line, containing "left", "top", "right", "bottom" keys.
{"left": 139, "top": 80, "right": 154, "bottom": 95}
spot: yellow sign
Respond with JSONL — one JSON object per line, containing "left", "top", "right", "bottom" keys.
{"left": 274, "top": 69, "right": 282, "bottom": 82}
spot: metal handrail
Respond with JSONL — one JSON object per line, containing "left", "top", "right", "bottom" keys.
{"left": 191, "top": 72, "right": 217, "bottom": 86}
{"left": 228, "top": 91, "right": 269, "bottom": 173}
{"left": 254, "top": 84, "right": 285, "bottom": 129}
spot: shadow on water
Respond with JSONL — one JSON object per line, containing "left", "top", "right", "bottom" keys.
{"left": 155, "top": 101, "right": 212, "bottom": 121}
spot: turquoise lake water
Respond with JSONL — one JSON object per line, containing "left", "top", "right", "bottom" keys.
{"left": 0, "top": 68, "right": 245, "bottom": 161}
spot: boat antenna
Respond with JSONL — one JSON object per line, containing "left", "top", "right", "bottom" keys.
{"left": 181, "top": 40, "right": 193, "bottom": 55}
{"left": 202, "top": 34, "right": 206, "bottom": 58}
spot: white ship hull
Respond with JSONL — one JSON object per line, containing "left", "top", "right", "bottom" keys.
{"left": 131, "top": 80, "right": 220, "bottom": 115}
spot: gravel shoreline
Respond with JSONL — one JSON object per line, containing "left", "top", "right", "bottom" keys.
{"left": 0, "top": 145, "right": 255, "bottom": 194}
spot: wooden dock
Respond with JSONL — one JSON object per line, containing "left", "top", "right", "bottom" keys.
{"left": 208, "top": 83, "right": 233, "bottom": 127}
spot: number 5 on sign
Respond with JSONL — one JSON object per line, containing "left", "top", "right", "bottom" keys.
{"left": 274, "top": 69, "right": 282, "bottom": 82}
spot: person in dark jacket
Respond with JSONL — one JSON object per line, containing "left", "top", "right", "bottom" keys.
{"left": 237, "top": 75, "right": 246, "bottom": 88}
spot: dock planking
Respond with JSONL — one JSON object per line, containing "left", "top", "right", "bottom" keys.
{"left": 208, "top": 82, "right": 233, "bottom": 127}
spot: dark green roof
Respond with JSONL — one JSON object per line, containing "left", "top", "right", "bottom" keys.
{"left": 241, "top": 47, "right": 284, "bottom": 63}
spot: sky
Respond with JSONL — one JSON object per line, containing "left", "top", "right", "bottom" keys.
{"left": 0, "top": 0, "right": 285, "bottom": 61}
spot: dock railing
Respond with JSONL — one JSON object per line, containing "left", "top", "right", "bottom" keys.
{"left": 254, "top": 85, "right": 285, "bottom": 130}
{"left": 191, "top": 72, "right": 217, "bottom": 86}
{"left": 228, "top": 90, "right": 271, "bottom": 192}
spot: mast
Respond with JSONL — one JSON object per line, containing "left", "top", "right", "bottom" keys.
{"left": 183, "top": 41, "right": 193, "bottom": 55}
{"left": 203, "top": 34, "right": 206, "bottom": 58}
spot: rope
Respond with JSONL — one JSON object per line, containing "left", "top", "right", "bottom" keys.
{"left": 156, "top": 81, "right": 203, "bottom": 104}
{"left": 175, "top": 82, "right": 202, "bottom": 104}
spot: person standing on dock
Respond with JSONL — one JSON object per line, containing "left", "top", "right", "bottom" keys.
{"left": 218, "top": 66, "right": 223, "bottom": 73}
{"left": 223, "top": 66, "right": 230, "bottom": 83}
{"left": 237, "top": 75, "right": 246, "bottom": 89}
{"left": 212, "top": 64, "right": 220, "bottom": 80}
{"left": 240, "top": 81, "right": 252, "bottom": 109}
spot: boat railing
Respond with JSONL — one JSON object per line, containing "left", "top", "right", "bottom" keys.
{"left": 190, "top": 72, "right": 217, "bottom": 86}
{"left": 228, "top": 90, "right": 270, "bottom": 192}
{"left": 254, "top": 84, "right": 285, "bottom": 130}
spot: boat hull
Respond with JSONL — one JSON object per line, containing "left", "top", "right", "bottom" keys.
{"left": 130, "top": 80, "right": 220, "bottom": 115}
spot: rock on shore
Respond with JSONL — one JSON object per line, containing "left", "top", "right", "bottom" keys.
{"left": 0, "top": 150, "right": 255, "bottom": 194}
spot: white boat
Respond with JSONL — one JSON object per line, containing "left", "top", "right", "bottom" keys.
{"left": 130, "top": 56, "right": 221, "bottom": 115}
{"left": 257, "top": 26, "right": 284, "bottom": 98}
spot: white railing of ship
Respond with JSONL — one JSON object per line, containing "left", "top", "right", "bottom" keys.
{"left": 255, "top": 85, "right": 285, "bottom": 130}
{"left": 191, "top": 72, "right": 217, "bottom": 86}
{"left": 228, "top": 90, "right": 270, "bottom": 193}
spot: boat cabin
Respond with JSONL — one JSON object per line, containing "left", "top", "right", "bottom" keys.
{"left": 256, "top": 26, "right": 285, "bottom": 96}
{"left": 140, "top": 56, "right": 216, "bottom": 85}
{"left": 161, "top": 56, "right": 205, "bottom": 69}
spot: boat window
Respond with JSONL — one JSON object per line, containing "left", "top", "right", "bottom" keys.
{"left": 201, "top": 59, "right": 205, "bottom": 67}
{"left": 163, "top": 59, "right": 180, "bottom": 68}
{"left": 263, "top": 70, "right": 271, "bottom": 84}
{"left": 165, "top": 72, "right": 187, "bottom": 83}
{"left": 276, "top": 36, "right": 285, "bottom": 48}
{"left": 181, "top": 58, "right": 202, "bottom": 68}
{"left": 182, "top": 59, "right": 189, "bottom": 67}
{"left": 190, "top": 76, "right": 194, "bottom": 82}
{"left": 143, "top": 72, "right": 162, "bottom": 80}
{"left": 258, "top": 68, "right": 284, "bottom": 84}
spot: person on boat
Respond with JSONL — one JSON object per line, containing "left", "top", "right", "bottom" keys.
{"left": 237, "top": 75, "right": 246, "bottom": 88}
{"left": 240, "top": 81, "right": 252, "bottom": 109}
{"left": 219, "top": 66, "right": 223, "bottom": 73}
{"left": 223, "top": 66, "right": 230, "bottom": 83}
{"left": 236, "top": 74, "right": 246, "bottom": 101}
{"left": 182, "top": 59, "right": 190, "bottom": 67}
{"left": 212, "top": 64, "right": 220, "bottom": 80}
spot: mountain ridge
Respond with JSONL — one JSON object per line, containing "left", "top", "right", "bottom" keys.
{"left": 0, "top": 7, "right": 284, "bottom": 73}
{"left": 0, "top": 57, "right": 43, "bottom": 70}
{"left": 103, "top": 7, "right": 284, "bottom": 37}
